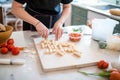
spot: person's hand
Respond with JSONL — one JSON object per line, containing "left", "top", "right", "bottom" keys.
{"left": 35, "top": 22, "right": 49, "bottom": 39}
{"left": 52, "top": 21, "right": 63, "bottom": 40}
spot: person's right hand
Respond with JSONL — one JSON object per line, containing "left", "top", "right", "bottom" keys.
{"left": 35, "top": 22, "right": 49, "bottom": 39}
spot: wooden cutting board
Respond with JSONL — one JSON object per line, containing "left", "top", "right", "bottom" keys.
{"left": 33, "top": 34, "right": 103, "bottom": 72}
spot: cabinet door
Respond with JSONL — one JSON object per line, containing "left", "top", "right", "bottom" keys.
{"left": 71, "top": 5, "right": 88, "bottom": 25}
{"left": 72, "top": 15, "right": 87, "bottom": 25}
{"left": 72, "top": 5, "right": 87, "bottom": 17}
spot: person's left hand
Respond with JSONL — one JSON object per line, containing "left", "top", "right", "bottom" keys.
{"left": 52, "top": 21, "right": 63, "bottom": 40}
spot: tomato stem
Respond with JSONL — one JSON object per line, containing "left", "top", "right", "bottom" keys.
{"left": 78, "top": 70, "right": 110, "bottom": 78}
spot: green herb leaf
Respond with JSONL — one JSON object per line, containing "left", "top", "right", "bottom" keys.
{"left": 98, "top": 71, "right": 110, "bottom": 78}
{"left": 78, "top": 71, "right": 99, "bottom": 76}
{"left": 73, "top": 29, "right": 79, "bottom": 32}
{"left": 72, "top": 28, "right": 82, "bottom": 32}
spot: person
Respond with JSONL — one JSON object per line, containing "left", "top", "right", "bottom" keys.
{"left": 11, "top": 0, "right": 73, "bottom": 40}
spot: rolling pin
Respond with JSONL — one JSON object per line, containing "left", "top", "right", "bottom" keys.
{"left": 0, "top": 59, "right": 25, "bottom": 65}
{"left": 109, "top": 9, "right": 120, "bottom": 16}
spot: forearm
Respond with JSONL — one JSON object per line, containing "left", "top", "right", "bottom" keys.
{"left": 11, "top": 1, "right": 40, "bottom": 27}
{"left": 58, "top": 4, "right": 71, "bottom": 24}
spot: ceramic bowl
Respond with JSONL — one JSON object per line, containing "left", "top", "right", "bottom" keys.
{"left": 69, "top": 33, "right": 82, "bottom": 42}
{"left": 0, "top": 26, "right": 13, "bottom": 44}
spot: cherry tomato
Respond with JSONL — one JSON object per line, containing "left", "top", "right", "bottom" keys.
{"left": 0, "top": 47, "right": 8, "bottom": 54}
{"left": 12, "top": 47, "right": 20, "bottom": 55}
{"left": 7, "top": 44, "right": 15, "bottom": 51}
{"left": 0, "top": 42, "right": 7, "bottom": 48}
{"left": 97, "top": 60, "right": 109, "bottom": 69}
{"left": 7, "top": 38, "right": 14, "bottom": 45}
{"left": 109, "top": 71, "right": 120, "bottom": 80}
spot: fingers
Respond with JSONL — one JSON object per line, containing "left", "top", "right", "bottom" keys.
{"left": 55, "top": 27, "right": 59, "bottom": 40}
{"left": 52, "top": 27, "right": 55, "bottom": 34}
{"left": 59, "top": 27, "right": 63, "bottom": 39}
{"left": 55, "top": 27, "right": 63, "bottom": 40}
{"left": 44, "top": 29, "right": 49, "bottom": 39}
{"left": 37, "top": 27, "right": 49, "bottom": 39}
{"left": 41, "top": 29, "right": 49, "bottom": 39}
{"left": 38, "top": 26, "right": 63, "bottom": 40}
{"left": 35, "top": 22, "right": 49, "bottom": 39}
{"left": 36, "top": 22, "right": 63, "bottom": 40}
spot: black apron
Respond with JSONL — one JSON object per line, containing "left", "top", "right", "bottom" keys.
{"left": 23, "top": 6, "right": 61, "bottom": 31}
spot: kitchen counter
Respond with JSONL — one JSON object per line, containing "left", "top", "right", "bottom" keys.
{"left": 72, "top": 1, "right": 120, "bottom": 21}
{"left": 0, "top": 25, "right": 120, "bottom": 80}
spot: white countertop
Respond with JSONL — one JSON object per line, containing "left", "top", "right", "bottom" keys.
{"left": 72, "top": 1, "right": 120, "bottom": 21}
{"left": 0, "top": 25, "right": 120, "bottom": 80}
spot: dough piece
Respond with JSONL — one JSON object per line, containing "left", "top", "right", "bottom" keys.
{"left": 52, "top": 40, "right": 58, "bottom": 50}
{"left": 45, "top": 49, "right": 50, "bottom": 54}
{"left": 56, "top": 50, "right": 64, "bottom": 56}
{"left": 58, "top": 44, "right": 65, "bottom": 54}
{"left": 73, "top": 51, "right": 81, "bottom": 57}
{"left": 41, "top": 43, "right": 45, "bottom": 49}
{"left": 0, "top": 23, "right": 6, "bottom": 32}
{"left": 61, "top": 42, "right": 73, "bottom": 47}
{"left": 47, "top": 44, "right": 53, "bottom": 54}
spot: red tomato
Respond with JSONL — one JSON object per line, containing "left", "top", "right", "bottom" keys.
{"left": 12, "top": 47, "right": 20, "bottom": 55}
{"left": 7, "top": 44, "right": 15, "bottom": 51}
{"left": 0, "top": 47, "right": 8, "bottom": 54}
{"left": 109, "top": 71, "right": 120, "bottom": 80}
{"left": 0, "top": 42, "right": 7, "bottom": 47}
{"left": 102, "top": 62, "right": 109, "bottom": 68}
{"left": 97, "top": 60, "right": 109, "bottom": 69}
{"left": 7, "top": 38, "right": 14, "bottom": 45}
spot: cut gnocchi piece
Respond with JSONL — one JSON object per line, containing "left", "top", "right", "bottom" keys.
{"left": 40, "top": 39, "right": 81, "bottom": 58}
{"left": 45, "top": 49, "right": 50, "bottom": 54}
{"left": 58, "top": 44, "right": 65, "bottom": 54}
{"left": 73, "top": 51, "right": 81, "bottom": 57}
{"left": 41, "top": 43, "right": 45, "bottom": 49}
{"left": 56, "top": 50, "right": 64, "bottom": 56}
